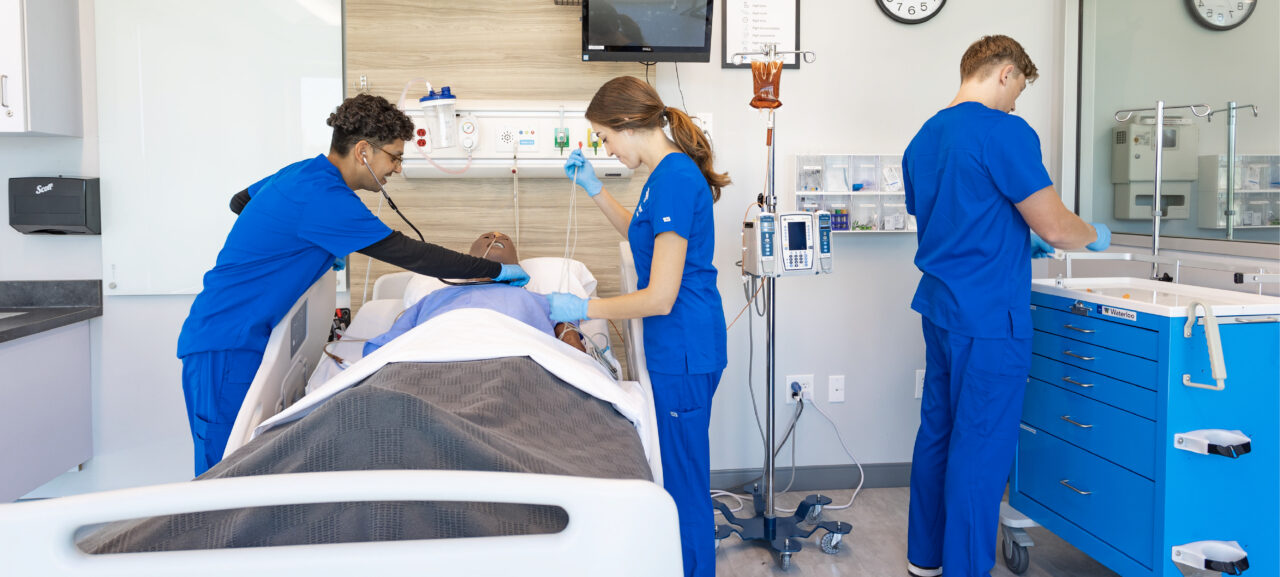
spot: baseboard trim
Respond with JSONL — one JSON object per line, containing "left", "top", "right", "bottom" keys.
{"left": 711, "top": 462, "right": 911, "bottom": 492}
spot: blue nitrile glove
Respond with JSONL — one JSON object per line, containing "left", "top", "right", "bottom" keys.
{"left": 1086, "top": 222, "right": 1111, "bottom": 251}
{"left": 332, "top": 256, "right": 346, "bottom": 271}
{"left": 494, "top": 263, "right": 530, "bottom": 287}
{"left": 564, "top": 148, "right": 603, "bottom": 197}
{"left": 547, "top": 292, "right": 590, "bottom": 323}
{"left": 1029, "top": 232, "right": 1055, "bottom": 259}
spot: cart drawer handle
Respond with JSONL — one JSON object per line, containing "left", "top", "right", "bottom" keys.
{"left": 1060, "top": 480, "right": 1092, "bottom": 495}
{"left": 1, "top": 74, "right": 8, "bottom": 108}
{"left": 1062, "top": 376, "right": 1094, "bottom": 388}
{"left": 1063, "top": 324, "right": 1095, "bottom": 334}
{"left": 1063, "top": 350, "right": 1095, "bottom": 361}
{"left": 1060, "top": 415, "right": 1093, "bottom": 429}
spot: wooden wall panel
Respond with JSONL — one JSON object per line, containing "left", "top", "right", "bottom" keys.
{"left": 344, "top": 0, "right": 649, "bottom": 313}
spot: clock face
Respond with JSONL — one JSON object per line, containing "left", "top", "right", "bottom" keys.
{"left": 877, "top": 0, "right": 946, "bottom": 24}
{"left": 1185, "top": 0, "right": 1257, "bottom": 30}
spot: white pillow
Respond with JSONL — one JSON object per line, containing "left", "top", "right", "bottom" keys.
{"left": 520, "top": 257, "right": 598, "bottom": 298}
{"left": 400, "top": 257, "right": 598, "bottom": 310}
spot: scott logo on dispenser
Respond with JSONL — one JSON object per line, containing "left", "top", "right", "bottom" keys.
{"left": 35, "top": 183, "right": 54, "bottom": 195}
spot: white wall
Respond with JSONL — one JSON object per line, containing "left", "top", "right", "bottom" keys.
{"left": 655, "top": 0, "right": 1069, "bottom": 474}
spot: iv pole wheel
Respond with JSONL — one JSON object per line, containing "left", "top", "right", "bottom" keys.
{"left": 820, "top": 531, "right": 842, "bottom": 555}
{"left": 805, "top": 503, "right": 823, "bottom": 522}
{"left": 778, "top": 551, "right": 793, "bottom": 571}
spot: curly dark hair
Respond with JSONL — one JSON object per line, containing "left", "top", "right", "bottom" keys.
{"left": 326, "top": 94, "right": 415, "bottom": 154}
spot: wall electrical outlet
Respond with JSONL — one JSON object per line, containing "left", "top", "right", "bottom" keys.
{"left": 693, "top": 112, "right": 712, "bottom": 144}
{"left": 914, "top": 369, "right": 926, "bottom": 399}
{"left": 829, "top": 375, "right": 845, "bottom": 403}
{"left": 786, "top": 374, "right": 814, "bottom": 404}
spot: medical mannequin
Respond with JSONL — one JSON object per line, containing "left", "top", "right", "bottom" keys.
{"left": 177, "top": 94, "right": 529, "bottom": 476}
{"left": 549, "top": 76, "right": 729, "bottom": 577}
{"left": 362, "top": 231, "right": 587, "bottom": 355}
{"left": 901, "top": 35, "right": 1110, "bottom": 577}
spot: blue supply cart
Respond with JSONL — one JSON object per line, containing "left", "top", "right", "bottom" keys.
{"left": 1004, "top": 277, "right": 1279, "bottom": 576}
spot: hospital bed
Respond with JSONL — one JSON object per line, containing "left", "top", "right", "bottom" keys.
{"left": 0, "top": 251, "right": 678, "bottom": 576}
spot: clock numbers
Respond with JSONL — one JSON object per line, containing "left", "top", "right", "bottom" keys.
{"left": 1186, "top": 0, "right": 1256, "bottom": 30}
{"left": 878, "top": 0, "right": 945, "bottom": 24}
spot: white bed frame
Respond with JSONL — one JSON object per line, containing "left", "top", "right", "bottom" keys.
{"left": 0, "top": 252, "right": 680, "bottom": 575}
{"left": 0, "top": 471, "right": 680, "bottom": 576}
{"left": 224, "top": 272, "right": 336, "bottom": 458}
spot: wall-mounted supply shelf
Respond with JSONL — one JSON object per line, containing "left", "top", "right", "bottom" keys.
{"left": 796, "top": 154, "right": 914, "bottom": 233}
{"left": 1196, "top": 154, "right": 1280, "bottom": 229}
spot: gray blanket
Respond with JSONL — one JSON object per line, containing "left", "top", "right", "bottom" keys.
{"left": 80, "top": 357, "right": 651, "bottom": 553}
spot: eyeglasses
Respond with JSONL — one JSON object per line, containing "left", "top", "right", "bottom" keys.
{"left": 377, "top": 145, "right": 404, "bottom": 167}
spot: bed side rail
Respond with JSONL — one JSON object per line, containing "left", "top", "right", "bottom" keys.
{"left": 0, "top": 471, "right": 680, "bottom": 577}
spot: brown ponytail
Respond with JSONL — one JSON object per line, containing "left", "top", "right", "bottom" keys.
{"left": 585, "top": 76, "right": 731, "bottom": 202}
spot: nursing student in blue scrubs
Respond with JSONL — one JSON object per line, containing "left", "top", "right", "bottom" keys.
{"left": 177, "top": 94, "right": 529, "bottom": 476}
{"left": 548, "top": 76, "right": 728, "bottom": 577}
{"left": 901, "top": 36, "right": 1111, "bottom": 577}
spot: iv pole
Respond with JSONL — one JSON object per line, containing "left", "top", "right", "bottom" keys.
{"left": 1114, "top": 102, "right": 1210, "bottom": 279}
{"left": 713, "top": 44, "right": 849, "bottom": 572}
{"left": 1207, "top": 102, "right": 1260, "bottom": 240}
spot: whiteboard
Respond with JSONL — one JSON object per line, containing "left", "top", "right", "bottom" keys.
{"left": 98, "top": 0, "right": 342, "bottom": 295}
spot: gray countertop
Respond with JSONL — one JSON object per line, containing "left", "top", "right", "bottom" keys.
{"left": 0, "top": 280, "right": 103, "bottom": 344}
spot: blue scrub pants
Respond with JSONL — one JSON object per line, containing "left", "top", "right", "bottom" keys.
{"left": 650, "top": 370, "right": 722, "bottom": 577}
{"left": 907, "top": 318, "right": 1031, "bottom": 577}
{"left": 180, "top": 349, "right": 263, "bottom": 476}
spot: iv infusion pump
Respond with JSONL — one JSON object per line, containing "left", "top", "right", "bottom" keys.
{"left": 742, "top": 211, "right": 833, "bottom": 277}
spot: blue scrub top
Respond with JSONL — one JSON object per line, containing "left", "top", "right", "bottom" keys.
{"left": 177, "top": 155, "right": 392, "bottom": 357}
{"left": 903, "top": 102, "right": 1053, "bottom": 339}
{"left": 629, "top": 152, "right": 727, "bottom": 374}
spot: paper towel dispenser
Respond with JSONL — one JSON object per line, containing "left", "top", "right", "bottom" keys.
{"left": 8, "top": 177, "right": 101, "bottom": 234}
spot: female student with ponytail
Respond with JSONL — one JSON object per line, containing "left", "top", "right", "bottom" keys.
{"left": 550, "top": 75, "right": 729, "bottom": 577}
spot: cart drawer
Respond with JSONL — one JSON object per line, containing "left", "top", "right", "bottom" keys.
{"left": 1029, "top": 355, "right": 1156, "bottom": 420}
{"left": 1032, "top": 331, "right": 1157, "bottom": 391}
{"left": 1032, "top": 305, "right": 1157, "bottom": 360}
{"left": 1022, "top": 378, "right": 1155, "bottom": 479}
{"left": 1016, "top": 427, "right": 1154, "bottom": 569}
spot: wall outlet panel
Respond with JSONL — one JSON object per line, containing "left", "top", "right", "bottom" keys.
{"left": 829, "top": 374, "right": 845, "bottom": 403}
{"left": 786, "top": 374, "right": 814, "bottom": 404}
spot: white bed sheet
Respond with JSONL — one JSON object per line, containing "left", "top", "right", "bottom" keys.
{"left": 257, "top": 308, "right": 657, "bottom": 467}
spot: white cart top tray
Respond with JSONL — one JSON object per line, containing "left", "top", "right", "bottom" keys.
{"left": 1032, "top": 277, "right": 1280, "bottom": 318}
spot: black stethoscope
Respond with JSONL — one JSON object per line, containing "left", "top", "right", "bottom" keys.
{"left": 361, "top": 151, "right": 496, "bottom": 287}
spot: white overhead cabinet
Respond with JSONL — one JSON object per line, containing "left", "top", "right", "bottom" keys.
{"left": 0, "top": 0, "right": 81, "bottom": 136}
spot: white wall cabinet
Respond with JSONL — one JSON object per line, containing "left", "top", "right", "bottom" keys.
{"left": 0, "top": 0, "right": 81, "bottom": 136}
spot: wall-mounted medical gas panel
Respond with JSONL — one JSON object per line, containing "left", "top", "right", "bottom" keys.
{"left": 0, "top": 0, "right": 82, "bottom": 136}
{"left": 401, "top": 100, "right": 632, "bottom": 179}
{"left": 1111, "top": 118, "right": 1198, "bottom": 220}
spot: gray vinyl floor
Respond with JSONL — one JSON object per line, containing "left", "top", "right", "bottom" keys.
{"left": 713, "top": 487, "right": 1121, "bottom": 577}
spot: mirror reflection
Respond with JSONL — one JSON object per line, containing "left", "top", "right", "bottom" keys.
{"left": 1078, "top": 0, "right": 1278, "bottom": 243}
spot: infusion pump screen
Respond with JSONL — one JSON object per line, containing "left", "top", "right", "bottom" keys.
{"left": 787, "top": 221, "right": 807, "bottom": 250}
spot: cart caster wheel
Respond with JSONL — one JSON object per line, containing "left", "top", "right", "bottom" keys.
{"left": 1002, "top": 539, "right": 1030, "bottom": 575}
{"left": 805, "top": 504, "right": 823, "bottom": 522}
{"left": 820, "top": 531, "right": 842, "bottom": 554}
{"left": 778, "top": 551, "right": 792, "bottom": 571}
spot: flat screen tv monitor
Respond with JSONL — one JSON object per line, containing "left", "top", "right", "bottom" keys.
{"left": 582, "top": 0, "right": 714, "bottom": 63}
